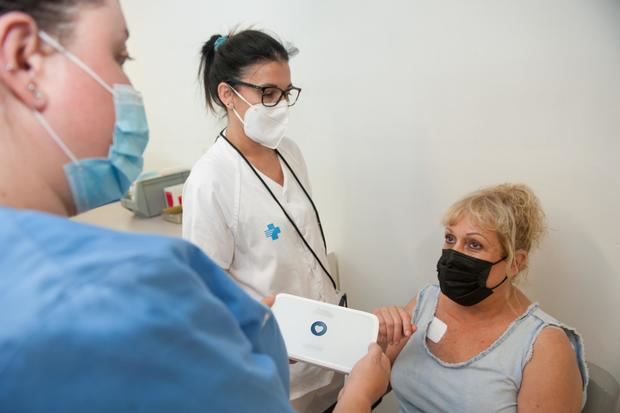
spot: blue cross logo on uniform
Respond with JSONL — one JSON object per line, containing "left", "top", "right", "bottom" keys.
{"left": 265, "top": 223, "right": 281, "bottom": 240}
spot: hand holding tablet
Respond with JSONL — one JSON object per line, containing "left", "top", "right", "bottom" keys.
{"left": 271, "top": 294, "right": 379, "bottom": 374}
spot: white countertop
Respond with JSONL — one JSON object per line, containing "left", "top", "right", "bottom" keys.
{"left": 72, "top": 202, "right": 182, "bottom": 238}
{"left": 73, "top": 202, "right": 341, "bottom": 288}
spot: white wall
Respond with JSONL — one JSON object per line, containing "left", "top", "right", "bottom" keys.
{"left": 121, "top": 1, "right": 620, "bottom": 410}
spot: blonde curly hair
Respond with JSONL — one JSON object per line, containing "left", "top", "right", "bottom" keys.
{"left": 442, "top": 183, "right": 546, "bottom": 279}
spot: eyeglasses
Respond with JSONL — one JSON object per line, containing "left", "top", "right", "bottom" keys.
{"left": 228, "top": 80, "right": 302, "bottom": 107}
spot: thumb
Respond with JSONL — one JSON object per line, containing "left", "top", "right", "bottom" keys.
{"left": 261, "top": 295, "right": 276, "bottom": 308}
{"left": 368, "top": 342, "right": 383, "bottom": 357}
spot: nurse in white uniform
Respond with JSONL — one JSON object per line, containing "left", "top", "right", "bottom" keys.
{"left": 182, "top": 29, "right": 343, "bottom": 412}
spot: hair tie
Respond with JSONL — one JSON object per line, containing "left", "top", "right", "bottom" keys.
{"left": 214, "top": 35, "right": 228, "bottom": 51}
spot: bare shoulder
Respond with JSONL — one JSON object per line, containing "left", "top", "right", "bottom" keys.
{"left": 404, "top": 296, "right": 417, "bottom": 315}
{"left": 533, "top": 326, "right": 574, "bottom": 352}
{"left": 518, "top": 326, "right": 583, "bottom": 412}
{"left": 530, "top": 327, "right": 582, "bottom": 375}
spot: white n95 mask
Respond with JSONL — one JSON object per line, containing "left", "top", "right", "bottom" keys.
{"left": 230, "top": 87, "right": 289, "bottom": 150}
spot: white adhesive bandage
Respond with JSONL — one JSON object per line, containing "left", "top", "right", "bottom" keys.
{"left": 427, "top": 317, "right": 447, "bottom": 343}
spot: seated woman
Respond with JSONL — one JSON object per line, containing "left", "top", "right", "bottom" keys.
{"left": 375, "top": 183, "right": 588, "bottom": 412}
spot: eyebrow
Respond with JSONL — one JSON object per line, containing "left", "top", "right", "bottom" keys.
{"left": 257, "top": 83, "right": 294, "bottom": 89}
{"left": 466, "top": 232, "right": 490, "bottom": 242}
{"left": 445, "top": 228, "right": 490, "bottom": 242}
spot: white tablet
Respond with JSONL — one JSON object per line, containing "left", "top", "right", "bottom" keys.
{"left": 271, "top": 293, "right": 379, "bottom": 374}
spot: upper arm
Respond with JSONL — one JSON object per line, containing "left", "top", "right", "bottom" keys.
{"left": 5, "top": 255, "right": 294, "bottom": 413}
{"left": 384, "top": 297, "right": 418, "bottom": 364}
{"left": 518, "top": 326, "right": 583, "bottom": 413}
{"left": 182, "top": 164, "right": 235, "bottom": 270}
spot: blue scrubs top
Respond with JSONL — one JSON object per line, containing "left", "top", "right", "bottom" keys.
{"left": 0, "top": 207, "right": 294, "bottom": 413}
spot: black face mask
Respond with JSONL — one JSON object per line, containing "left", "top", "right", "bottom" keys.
{"left": 437, "top": 249, "right": 508, "bottom": 307}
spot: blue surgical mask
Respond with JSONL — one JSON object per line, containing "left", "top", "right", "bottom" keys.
{"left": 33, "top": 31, "right": 149, "bottom": 214}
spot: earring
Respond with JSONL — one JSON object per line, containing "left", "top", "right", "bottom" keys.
{"left": 27, "top": 82, "right": 44, "bottom": 100}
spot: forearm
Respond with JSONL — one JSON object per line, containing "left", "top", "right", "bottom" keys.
{"left": 333, "top": 392, "right": 373, "bottom": 413}
{"left": 334, "top": 343, "right": 391, "bottom": 413}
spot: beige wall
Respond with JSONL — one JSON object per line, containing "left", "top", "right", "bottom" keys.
{"left": 121, "top": 1, "right": 620, "bottom": 411}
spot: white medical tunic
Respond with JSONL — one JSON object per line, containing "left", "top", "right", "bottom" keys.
{"left": 183, "top": 136, "right": 339, "bottom": 400}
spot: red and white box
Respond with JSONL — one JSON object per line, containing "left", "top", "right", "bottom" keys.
{"left": 164, "top": 184, "right": 184, "bottom": 208}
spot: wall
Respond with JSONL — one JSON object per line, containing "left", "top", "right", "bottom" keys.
{"left": 120, "top": 1, "right": 620, "bottom": 411}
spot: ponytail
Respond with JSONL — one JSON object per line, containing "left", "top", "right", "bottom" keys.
{"left": 198, "top": 29, "right": 289, "bottom": 112}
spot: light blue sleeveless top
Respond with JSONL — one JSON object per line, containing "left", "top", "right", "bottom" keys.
{"left": 391, "top": 285, "right": 588, "bottom": 413}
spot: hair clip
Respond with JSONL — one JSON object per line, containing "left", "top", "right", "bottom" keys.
{"left": 283, "top": 41, "right": 299, "bottom": 57}
{"left": 214, "top": 35, "right": 228, "bottom": 51}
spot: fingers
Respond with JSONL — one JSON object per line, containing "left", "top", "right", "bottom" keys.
{"left": 367, "top": 342, "right": 383, "bottom": 357}
{"left": 367, "top": 343, "right": 391, "bottom": 377}
{"left": 397, "top": 306, "right": 413, "bottom": 337}
{"left": 261, "top": 294, "right": 275, "bottom": 308}
{"left": 388, "top": 306, "right": 403, "bottom": 344}
{"left": 382, "top": 308, "right": 395, "bottom": 346}
{"left": 374, "top": 308, "right": 389, "bottom": 346}
{"left": 374, "top": 306, "right": 413, "bottom": 346}
{"left": 345, "top": 343, "right": 392, "bottom": 405}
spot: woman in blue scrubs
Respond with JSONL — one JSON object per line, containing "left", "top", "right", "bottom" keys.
{"left": 0, "top": 1, "right": 389, "bottom": 412}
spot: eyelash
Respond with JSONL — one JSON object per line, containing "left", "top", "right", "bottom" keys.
{"left": 118, "top": 54, "right": 134, "bottom": 66}
{"left": 468, "top": 240, "right": 482, "bottom": 250}
{"left": 444, "top": 234, "right": 483, "bottom": 250}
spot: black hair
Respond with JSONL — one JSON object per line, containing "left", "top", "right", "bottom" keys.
{"left": 199, "top": 29, "right": 289, "bottom": 111}
{"left": 0, "top": 0, "right": 103, "bottom": 35}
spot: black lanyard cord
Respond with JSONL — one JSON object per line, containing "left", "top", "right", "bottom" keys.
{"left": 276, "top": 153, "right": 327, "bottom": 251}
{"left": 218, "top": 131, "right": 337, "bottom": 291}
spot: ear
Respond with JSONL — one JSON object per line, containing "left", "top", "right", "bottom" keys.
{"left": 510, "top": 250, "right": 528, "bottom": 277}
{"left": 0, "top": 12, "right": 49, "bottom": 111}
{"left": 217, "top": 81, "right": 234, "bottom": 110}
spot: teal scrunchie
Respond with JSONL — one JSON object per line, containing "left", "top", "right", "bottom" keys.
{"left": 214, "top": 35, "right": 228, "bottom": 51}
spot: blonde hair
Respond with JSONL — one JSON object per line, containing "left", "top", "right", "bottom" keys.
{"left": 442, "top": 183, "right": 546, "bottom": 279}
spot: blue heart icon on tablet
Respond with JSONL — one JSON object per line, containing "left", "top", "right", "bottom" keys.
{"left": 311, "top": 321, "right": 327, "bottom": 337}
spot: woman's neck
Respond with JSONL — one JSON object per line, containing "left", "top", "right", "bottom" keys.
{"left": 0, "top": 123, "right": 71, "bottom": 216}
{"left": 441, "top": 284, "right": 530, "bottom": 324}
{"left": 225, "top": 120, "right": 274, "bottom": 160}
{"left": 0, "top": 164, "right": 69, "bottom": 216}
{"left": 223, "top": 120, "right": 284, "bottom": 186}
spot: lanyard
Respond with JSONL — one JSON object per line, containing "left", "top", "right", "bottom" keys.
{"left": 218, "top": 130, "right": 338, "bottom": 291}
